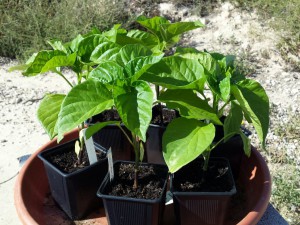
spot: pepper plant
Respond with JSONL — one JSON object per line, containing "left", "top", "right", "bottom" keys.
{"left": 12, "top": 16, "right": 204, "bottom": 186}
{"left": 54, "top": 17, "right": 203, "bottom": 188}
{"left": 141, "top": 49, "right": 269, "bottom": 175}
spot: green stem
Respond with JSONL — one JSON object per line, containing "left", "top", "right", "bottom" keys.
{"left": 213, "top": 94, "right": 219, "bottom": 113}
{"left": 117, "top": 124, "right": 133, "bottom": 146}
{"left": 55, "top": 71, "right": 73, "bottom": 88}
{"left": 210, "top": 132, "right": 236, "bottom": 151}
{"left": 202, "top": 150, "right": 211, "bottom": 172}
{"left": 132, "top": 134, "right": 140, "bottom": 189}
{"left": 218, "top": 102, "right": 229, "bottom": 117}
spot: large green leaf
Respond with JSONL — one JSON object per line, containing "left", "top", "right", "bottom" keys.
{"left": 113, "top": 81, "right": 153, "bottom": 142}
{"left": 90, "top": 41, "right": 121, "bottom": 63}
{"left": 141, "top": 56, "right": 206, "bottom": 91}
{"left": 57, "top": 80, "right": 114, "bottom": 141}
{"left": 124, "top": 54, "right": 164, "bottom": 81}
{"left": 231, "top": 79, "right": 269, "bottom": 148}
{"left": 89, "top": 61, "right": 125, "bottom": 83}
{"left": 116, "top": 44, "right": 153, "bottom": 66}
{"left": 160, "top": 21, "right": 204, "bottom": 43}
{"left": 159, "top": 89, "right": 222, "bottom": 125}
{"left": 127, "top": 29, "right": 158, "bottom": 48}
{"left": 48, "top": 40, "right": 68, "bottom": 54}
{"left": 219, "top": 75, "right": 231, "bottom": 101}
{"left": 136, "top": 16, "right": 169, "bottom": 41}
{"left": 37, "top": 94, "right": 65, "bottom": 139}
{"left": 77, "top": 34, "right": 106, "bottom": 62}
{"left": 40, "top": 53, "right": 77, "bottom": 73}
{"left": 224, "top": 102, "right": 243, "bottom": 141}
{"left": 23, "top": 50, "right": 68, "bottom": 76}
{"left": 163, "top": 118, "right": 215, "bottom": 173}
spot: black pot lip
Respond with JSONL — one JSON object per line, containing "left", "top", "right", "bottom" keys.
{"left": 97, "top": 160, "right": 169, "bottom": 203}
{"left": 38, "top": 138, "right": 107, "bottom": 178}
{"left": 170, "top": 157, "right": 237, "bottom": 196}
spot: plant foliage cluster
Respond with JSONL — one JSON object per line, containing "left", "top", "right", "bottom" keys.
{"left": 12, "top": 16, "right": 269, "bottom": 189}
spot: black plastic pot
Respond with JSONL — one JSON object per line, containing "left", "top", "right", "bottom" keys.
{"left": 90, "top": 124, "right": 134, "bottom": 161}
{"left": 211, "top": 119, "right": 252, "bottom": 180}
{"left": 38, "top": 139, "right": 108, "bottom": 220}
{"left": 145, "top": 124, "right": 166, "bottom": 165}
{"left": 171, "top": 158, "right": 236, "bottom": 225}
{"left": 97, "top": 161, "right": 169, "bottom": 225}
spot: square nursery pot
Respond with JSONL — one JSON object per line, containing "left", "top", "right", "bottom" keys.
{"left": 87, "top": 121, "right": 134, "bottom": 161}
{"left": 211, "top": 119, "right": 252, "bottom": 180}
{"left": 145, "top": 124, "right": 166, "bottom": 165}
{"left": 38, "top": 139, "right": 108, "bottom": 220}
{"left": 171, "top": 158, "right": 237, "bottom": 225}
{"left": 97, "top": 161, "right": 169, "bottom": 225}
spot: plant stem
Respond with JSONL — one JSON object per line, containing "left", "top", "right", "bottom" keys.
{"left": 218, "top": 102, "right": 229, "bottom": 117}
{"left": 55, "top": 71, "right": 73, "bottom": 88}
{"left": 213, "top": 94, "right": 219, "bottom": 113}
{"left": 210, "top": 132, "right": 236, "bottom": 151}
{"left": 132, "top": 134, "right": 140, "bottom": 189}
{"left": 117, "top": 124, "right": 133, "bottom": 146}
{"left": 202, "top": 151, "right": 211, "bottom": 172}
{"left": 201, "top": 150, "right": 211, "bottom": 183}
{"left": 155, "top": 85, "right": 164, "bottom": 126}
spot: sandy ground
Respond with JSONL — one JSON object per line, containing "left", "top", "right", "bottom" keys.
{"left": 0, "top": 2, "right": 299, "bottom": 224}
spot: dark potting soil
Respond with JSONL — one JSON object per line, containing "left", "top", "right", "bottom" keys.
{"left": 89, "top": 106, "right": 178, "bottom": 126}
{"left": 173, "top": 159, "right": 234, "bottom": 192}
{"left": 151, "top": 104, "right": 179, "bottom": 126}
{"left": 48, "top": 145, "right": 106, "bottom": 174}
{"left": 107, "top": 163, "right": 166, "bottom": 200}
{"left": 88, "top": 109, "right": 121, "bottom": 123}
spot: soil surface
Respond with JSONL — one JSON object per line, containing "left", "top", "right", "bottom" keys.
{"left": 106, "top": 163, "right": 167, "bottom": 200}
{"left": 89, "top": 105, "right": 178, "bottom": 127}
{"left": 173, "top": 158, "right": 234, "bottom": 192}
{"left": 48, "top": 144, "right": 106, "bottom": 174}
{"left": 151, "top": 105, "right": 178, "bottom": 126}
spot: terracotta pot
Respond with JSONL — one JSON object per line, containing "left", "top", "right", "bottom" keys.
{"left": 15, "top": 129, "right": 271, "bottom": 225}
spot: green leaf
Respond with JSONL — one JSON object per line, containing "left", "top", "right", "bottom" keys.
{"left": 219, "top": 75, "right": 231, "bottom": 101}
{"left": 239, "top": 131, "right": 251, "bottom": 157}
{"left": 124, "top": 54, "right": 164, "bottom": 81}
{"left": 113, "top": 81, "right": 153, "bottom": 142}
{"left": 90, "top": 41, "right": 121, "bottom": 63}
{"left": 85, "top": 121, "right": 121, "bottom": 140}
{"left": 231, "top": 79, "right": 269, "bottom": 148}
{"left": 116, "top": 44, "right": 153, "bottom": 66}
{"left": 160, "top": 21, "right": 204, "bottom": 43}
{"left": 89, "top": 61, "right": 125, "bottom": 83}
{"left": 136, "top": 16, "right": 169, "bottom": 41}
{"left": 23, "top": 50, "right": 67, "bottom": 76}
{"left": 224, "top": 102, "right": 243, "bottom": 141}
{"left": 127, "top": 29, "right": 158, "bottom": 48}
{"left": 159, "top": 89, "right": 222, "bottom": 125}
{"left": 48, "top": 40, "right": 68, "bottom": 54}
{"left": 141, "top": 56, "right": 206, "bottom": 91}
{"left": 40, "top": 53, "right": 77, "bottom": 73}
{"left": 69, "top": 34, "right": 84, "bottom": 53}
{"left": 163, "top": 118, "right": 215, "bottom": 173}
{"left": 57, "top": 80, "right": 114, "bottom": 141}
{"left": 77, "top": 34, "right": 106, "bottom": 62}
{"left": 37, "top": 94, "right": 65, "bottom": 139}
